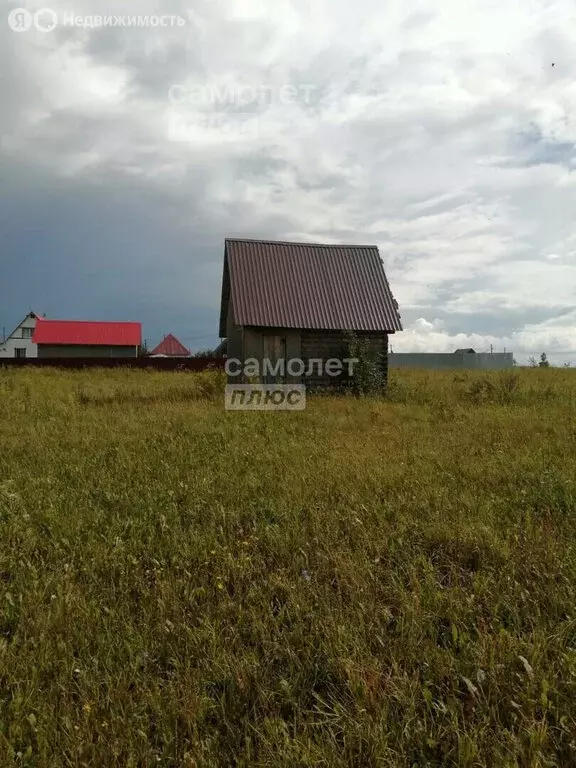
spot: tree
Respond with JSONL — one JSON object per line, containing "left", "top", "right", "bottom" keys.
{"left": 528, "top": 356, "right": 538, "bottom": 367}
{"left": 539, "top": 352, "right": 550, "bottom": 368}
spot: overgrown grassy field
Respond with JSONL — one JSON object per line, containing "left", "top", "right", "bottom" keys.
{"left": 1, "top": 366, "right": 576, "bottom": 767}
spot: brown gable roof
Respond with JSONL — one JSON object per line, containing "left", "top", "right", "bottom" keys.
{"left": 219, "top": 239, "right": 402, "bottom": 336}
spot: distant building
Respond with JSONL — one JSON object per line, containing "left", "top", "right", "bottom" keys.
{"left": 389, "top": 349, "right": 514, "bottom": 370}
{"left": 0, "top": 311, "right": 40, "bottom": 358}
{"left": 149, "top": 334, "right": 190, "bottom": 357}
{"left": 32, "top": 318, "right": 142, "bottom": 358}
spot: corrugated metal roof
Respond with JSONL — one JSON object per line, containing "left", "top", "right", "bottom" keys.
{"left": 33, "top": 318, "right": 142, "bottom": 346}
{"left": 149, "top": 334, "right": 190, "bottom": 357}
{"left": 220, "top": 239, "right": 402, "bottom": 334}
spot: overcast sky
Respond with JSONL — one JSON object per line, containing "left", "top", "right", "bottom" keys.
{"left": 1, "top": 0, "right": 575, "bottom": 362}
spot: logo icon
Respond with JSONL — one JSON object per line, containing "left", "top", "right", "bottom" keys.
{"left": 34, "top": 8, "right": 58, "bottom": 32}
{"left": 8, "top": 8, "right": 33, "bottom": 32}
{"left": 8, "top": 7, "right": 57, "bottom": 32}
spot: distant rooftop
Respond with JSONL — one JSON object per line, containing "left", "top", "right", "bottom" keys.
{"left": 149, "top": 334, "right": 190, "bottom": 357}
{"left": 33, "top": 318, "right": 142, "bottom": 346}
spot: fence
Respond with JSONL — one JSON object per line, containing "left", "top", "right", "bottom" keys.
{"left": 0, "top": 357, "right": 226, "bottom": 371}
{"left": 388, "top": 352, "right": 514, "bottom": 371}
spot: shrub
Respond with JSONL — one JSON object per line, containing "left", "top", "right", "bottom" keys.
{"left": 465, "top": 372, "right": 520, "bottom": 404}
{"left": 344, "top": 331, "right": 386, "bottom": 395}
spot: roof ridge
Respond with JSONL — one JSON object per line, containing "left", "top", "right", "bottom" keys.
{"left": 225, "top": 238, "right": 379, "bottom": 249}
{"left": 39, "top": 318, "right": 140, "bottom": 325}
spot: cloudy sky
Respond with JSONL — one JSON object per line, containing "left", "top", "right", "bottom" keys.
{"left": 1, "top": 0, "right": 575, "bottom": 362}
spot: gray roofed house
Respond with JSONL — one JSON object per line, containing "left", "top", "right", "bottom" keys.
{"left": 219, "top": 238, "right": 402, "bottom": 388}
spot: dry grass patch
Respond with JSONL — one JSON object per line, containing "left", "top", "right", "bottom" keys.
{"left": 0, "top": 366, "right": 575, "bottom": 766}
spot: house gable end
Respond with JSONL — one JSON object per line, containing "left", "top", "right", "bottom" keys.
{"left": 219, "top": 247, "right": 232, "bottom": 337}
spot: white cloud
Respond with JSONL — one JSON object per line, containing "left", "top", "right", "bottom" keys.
{"left": 393, "top": 311, "right": 576, "bottom": 364}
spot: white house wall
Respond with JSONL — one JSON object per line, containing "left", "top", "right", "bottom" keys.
{"left": 0, "top": 314, "right": 39, "bottom": 358}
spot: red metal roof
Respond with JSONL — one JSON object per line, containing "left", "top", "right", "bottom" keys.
{"left": 33, "top": 318, "right": 142, "bottom": 346}
{"left": 149, "top": 334, "right": 190, "bottom": 357}
{"left": 219, "top": 239, "right": 402, "bottom": 335}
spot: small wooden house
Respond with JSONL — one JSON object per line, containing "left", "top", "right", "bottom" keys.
{"left": 219, "top": 238, "right": 402, "bottom": 388}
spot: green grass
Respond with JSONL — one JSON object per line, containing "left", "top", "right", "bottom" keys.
{"left": 1, "top": 366, "right": 576, "bottom": 767}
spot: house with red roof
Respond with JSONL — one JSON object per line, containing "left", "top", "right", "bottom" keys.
{"left": 32, "top": 317, "right": 142, "bottom": 358}
{"left": 149, "top": 334, "right": 190, "bottom": 357}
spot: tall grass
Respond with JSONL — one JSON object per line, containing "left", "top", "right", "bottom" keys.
{"left": 0, "top": 366, "right": 575, "bottom": 766}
